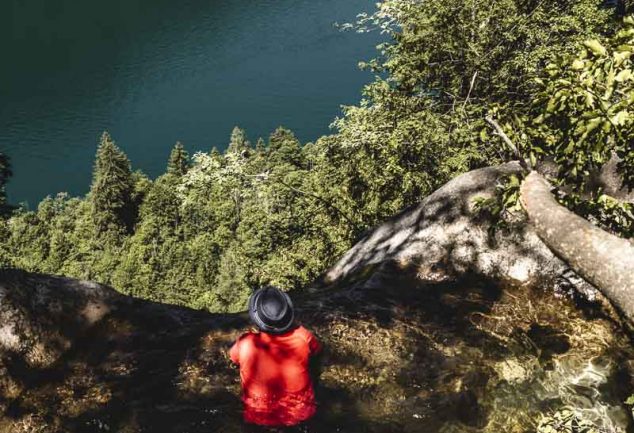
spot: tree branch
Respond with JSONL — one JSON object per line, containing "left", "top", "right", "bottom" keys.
{"left": 462, "top": 71, "right": 478, "bottom": 113}
{"left": 485, "top": 116, "right": 531, "bottom": 172}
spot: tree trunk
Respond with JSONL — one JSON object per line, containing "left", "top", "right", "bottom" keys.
{"left": 520, "top": 171, "right": 634, "bottom": 322}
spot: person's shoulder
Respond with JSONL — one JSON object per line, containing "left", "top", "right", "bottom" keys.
{"left": 294, "top": 325, "right": 322, "bottom": 354}
{"left": 230, "top": 331, "right": 259, "bottom": 363}
{"left": 294, "top": 325, "right": 316, "bottom": 340}
{"left": 236, "top": 331, "right": 259, "bottom": 343}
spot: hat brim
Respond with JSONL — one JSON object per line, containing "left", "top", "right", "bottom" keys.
{"left": 248, "top": 289, "right": 295, "bottom": 334}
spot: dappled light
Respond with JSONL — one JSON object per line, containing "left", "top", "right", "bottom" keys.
{"left": 0, "top": 265, "right": 631, "bottom": 432}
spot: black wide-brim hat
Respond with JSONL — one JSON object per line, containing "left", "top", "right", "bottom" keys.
{"left": 248, "top": 286, "right": 295, "bottom": 334}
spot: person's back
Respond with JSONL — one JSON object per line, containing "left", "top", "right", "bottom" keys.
{"left": 230, "top": 325, "right": 321, "bottom": 426}
{"left": 229, "top": 286, "right": 322, "bottom": 427}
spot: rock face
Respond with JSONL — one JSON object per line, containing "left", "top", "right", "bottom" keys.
{"left": 595, "top": 154, "right": 634, "bottom": 203}
{"left": 0, "top": 269, "right": 247, "bottom": 433}
{"left": 325, "top": 163, "right": 593, "bottom": 296}
{"left": 0, "top": 165, "right": 632, "bottom": 433}
{"left": 0, "top": 272, "right": 121, "bottom": 369}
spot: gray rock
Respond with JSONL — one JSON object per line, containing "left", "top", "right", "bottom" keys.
{"left": 325, "top": 163, "right": 592, "bottom": 297}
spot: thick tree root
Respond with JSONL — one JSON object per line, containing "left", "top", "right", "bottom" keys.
{"left": 520, "top": 171, "right": 634, "bottom": 323}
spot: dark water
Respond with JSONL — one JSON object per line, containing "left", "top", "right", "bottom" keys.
{"left": 0, "top": 0, "right": 380, "bottom": 206}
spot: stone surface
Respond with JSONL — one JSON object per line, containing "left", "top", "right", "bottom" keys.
{"left": 325, "top": 163, "right": 591, "bottom": 296}
{"left": 0, "top": 268, "right": 631, "bottom": 433}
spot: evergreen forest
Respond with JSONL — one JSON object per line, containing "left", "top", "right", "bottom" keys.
{"left": 1, "top": 0, "right": 633, "bottom": 315}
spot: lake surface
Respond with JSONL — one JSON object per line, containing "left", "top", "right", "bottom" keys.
{"left": 1, "top": 0, "right": 380, "bottom": 206}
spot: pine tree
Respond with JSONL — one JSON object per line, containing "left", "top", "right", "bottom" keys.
{"left": 247, "top": 137, "right": 268, "bottom": 175}
{"left": 166, "top": 142, "right": 190, "bottom": 177}
{"left": 212, "top": 241, "right": 252, "bottom": 312}
{"left": 227, "top": 126, "right": 251, "bottom": 156}
{"left": 89, "top": 132, "right": 135, "bottom": 236}
{"left": 0, "top": 153, "right": 12, "bottom": 213}
{"left": 267, "top": 127, "right": 303, "bottom": 167}
{"left": 210, "top": 146, "right": 222, "bottom": 160}
{"left": 255, "top": 138, "right": 266, "bottom": 153}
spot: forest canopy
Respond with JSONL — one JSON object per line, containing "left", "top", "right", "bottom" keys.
{"left": 0, "top": 0, "right": 632, "bottom": 312}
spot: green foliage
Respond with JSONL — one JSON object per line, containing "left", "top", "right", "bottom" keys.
{"left": 354, "top": 0, "right": 611, "bottom": 105}
{"left": 2, "top": 1, "right": 631, "bottom": 312}
{"left": 0, "top": 152, "right": 12, "bottom": 214}
{"left": 529, "top": 17, "right": 634, "bottom": 189}
{"left": 557, "top": 189, "right": 634, "bottom": 236}
{"left": 626, "top": 394, "right": 634, "bottom": 417}
{"left": 267, "top": 127, "right": 303, "bottom": 168}
{"left": 489, "top": 15, "right": 634, "bottom": 236}
{"left": 326, "top": 0, "right": 614, "bottom": 233}
{"left": 166, "top": 142, "right": 190, "bottom": 177}
{"left": 89, "top": 132, "right": 136, "bottom": 236}
{"left": 0, "top": 125, "right": 349, "bottom": 311}
{"left": 227, "top": 126, "right": 251, "bottom": 156}
{"left": 473, "top": 173, "right": 523, "bottom": 233}
{"left": 0, "top": 218, "right": 12, "bottom": 268}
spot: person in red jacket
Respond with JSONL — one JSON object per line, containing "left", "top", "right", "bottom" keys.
{"left": 229, "top": 286, "right": 322, "bottom": 428}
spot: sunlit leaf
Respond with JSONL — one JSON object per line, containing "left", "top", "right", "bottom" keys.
{"left": 615, "top": 69, "right": 632, "bottom": 82}
{"left": 611, "top": 110, "right": 629, "bottom": 126}
{"left": 584, "top": 39, "right": 607, "bottom": 57}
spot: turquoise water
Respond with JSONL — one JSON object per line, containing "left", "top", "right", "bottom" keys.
{"left": 1, "top": 0, "right": 380, "bottom": 206}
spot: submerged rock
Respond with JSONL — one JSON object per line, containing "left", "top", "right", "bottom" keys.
{"left": 0, "top": 267, "right": 631, "bottom": 433}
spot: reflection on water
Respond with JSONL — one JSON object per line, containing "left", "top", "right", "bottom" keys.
{"left": 300, "top": 270, "right": 634, "bottom": 433}
{"left": 551, "top": 357, "right": 630, "bottom": 431}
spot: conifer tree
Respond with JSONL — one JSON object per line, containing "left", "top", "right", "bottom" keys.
{"left": 227, "top": 126, "right": 251, "bottom": 156}
{"left": 267, "top": 127, "right": 303, "bottom": 167}
{"left": 255, "top": 138, "right": 266, "bottom": 153}
{"left": 210, "top": 146, "right": 222, "bottom": 160}
{"left": 167, "top": 142, "right": 190, "bottom": 177}
{"left": 89, "top": 132, "right": 135, "bottom": 235}
{"left": 0, "top": 153, "right": 12, "bottom": 213}
{"left": 247, "top": 137, "right": 268, "bottom": 175}
{"left": 0, "top": 218, "right": 12, "bottom": 267}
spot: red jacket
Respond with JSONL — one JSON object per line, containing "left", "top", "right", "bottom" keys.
{"left": 229, "top": 326, "right": 322, "bottom": 426}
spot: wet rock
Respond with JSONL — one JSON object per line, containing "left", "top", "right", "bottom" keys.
{"left": 0, "top": 268, "right": 631, "bottom": 433}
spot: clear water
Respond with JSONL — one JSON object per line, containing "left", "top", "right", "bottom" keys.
{"left": 0, "top": 272, "right": 632, "bottom": 433}
{"left": 0, "top": 0, "right": 380, "bottom": 206}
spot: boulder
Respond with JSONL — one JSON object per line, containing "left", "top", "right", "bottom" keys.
{"left": 325, "top": 163, "right": 596, "bottom": 299}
